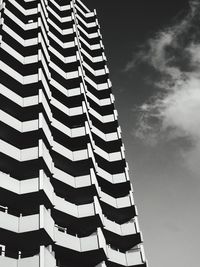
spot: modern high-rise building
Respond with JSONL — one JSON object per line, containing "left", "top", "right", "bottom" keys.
{"left": 0, "top": 0, "right": 147, "bottom": 266}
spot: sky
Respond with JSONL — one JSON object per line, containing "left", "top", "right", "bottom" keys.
{"left": 85, "top": 1, "right": 200, "bottom": 267}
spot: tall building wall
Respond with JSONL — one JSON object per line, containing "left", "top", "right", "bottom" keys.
{"left": 0, "top": 0, "right": 147, "bottom": 266}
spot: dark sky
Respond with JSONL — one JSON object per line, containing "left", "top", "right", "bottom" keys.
{"left": 83, "top": 1, "right": 200, "bottom": 267}
{"left": 86, "top": 0, "right": 189, "bottom": 68}
{"left": 85, "top": 0, "right": 190, "bottom": 125}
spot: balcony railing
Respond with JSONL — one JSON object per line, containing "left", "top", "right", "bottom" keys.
{"left": 54, "top": 225, "right": 107, "bottom": 255}
{"left": 0, "top": 246, "right": 56, "bottom": 267}
{"left": 107, "top": 246, "right": 145, "bottom": 266}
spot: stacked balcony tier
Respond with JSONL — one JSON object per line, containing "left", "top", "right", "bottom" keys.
{"left": 0, "top": 0, "right": 147, "bottom": 266}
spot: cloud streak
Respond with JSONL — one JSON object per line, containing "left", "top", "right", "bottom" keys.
{"left": 127, "top": 0, "right": 200, "bottom": 173}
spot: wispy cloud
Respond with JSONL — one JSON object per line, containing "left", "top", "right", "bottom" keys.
{"left": 127, "top": 0, "right": 200, "bottom": 173}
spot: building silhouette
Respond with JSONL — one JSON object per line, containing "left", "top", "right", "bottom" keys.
{"left": 0, "top": 0, "right": 147, "bottom": 266}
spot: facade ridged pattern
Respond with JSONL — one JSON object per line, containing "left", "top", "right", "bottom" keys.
{"left": 0, "top": 0, "right": 147, "bottom": 266}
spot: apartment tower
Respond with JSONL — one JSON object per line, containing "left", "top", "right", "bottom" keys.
{"left": 0, "top": 0, "right": 147, "bottom": 266}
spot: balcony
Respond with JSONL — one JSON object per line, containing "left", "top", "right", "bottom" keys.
{"left": 104, "top": 217, "right": 138, "bottom": 236}
{"left": 97, "top": 167, "right": 127, "bottom": 184}
{"left": 0, "top": 246, "right": 56, "bottom": 267}
{"left": 107, "top": 247, "right": 145, "bottom": 266}
{"left": 52, "top": 118, "right": 86, "bottom": 138}
{"left": 53, "top": 166, "right": 91, "bottom": 188}
{"left": 0, "top": 170, "right": 54, "bottom": 202}
{"left": 54, "top": 195, "right": 95, "bottom": 218}
{"left": 91, "top": 125, "right": 119, "bottom": 142}
{"left": 0, "top": 255, "right": 39, "bottom": 267}
{"left": 0, "top": 205, "right": 53, "bottom": 237}
{"left": 55, "top": 226, "right": 105, "bottom": 253}
{"left": 53, "top": 141, "right": 88, "bottom": 162}
{"left": 0, "top": 208, "right": 40, "bottom": 235}
{"left": 9, "top": 0, "right": 38, "bottom": 16}
{"left": 94, "top": 145, "right": 122, "bottom": 162}
{"left": 100, "top": 191, "right": 133, "bottom": 209}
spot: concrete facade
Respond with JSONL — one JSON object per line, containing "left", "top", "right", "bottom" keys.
{"left": 0, "top": 0, "right": 147, "bottom": 266}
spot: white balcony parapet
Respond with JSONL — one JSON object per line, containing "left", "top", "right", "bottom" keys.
{"left": 75, "top": 3, "right": 90, "bottom": 19}
{"left": 53, "top": 167, "right": 91, "bottom": 188}
{"left": 50, "top": 78, "right": 81, "bottom": 98}
{"left": 0, "top": 247, "right": 56, "bottom": 267}
{"left": 95, "top": 187, "right": 137, "bottom": 237}
{"left": 0, "top": 60, "right": 38, "bottom": 84}
{"left": 53, "top": 141, "right": 88, "bottom": 161}
{"left": 94, "top": 145, "right": 122, "bottom": 162}
{"left": 104, "top": 217, "right": 138, "bottom": 236}
{"left": 85, "top": 76, "right": 111, "bottom": 92}
{"left": 79, "top": 34, "right": 100, "bottom": 51}
{"left": 91, "top": 125, "right": 119, "bottom": 142}
{"left": 76, "top": 0, "right": 90, "bottom": 13}
{"left": 49, "top": 32, "right": 64, "bottom": 50}
{"left": 0, "top": 255, "right": 39, "bottom": 267}
{"left": 1, "top": 41, "right": 38, "bottom": 65}
{"left": 0, "top": 110, "right": 38, "bottom": 133}
{"left": 52, "top": 118, "right": 86, "bottom": 138}
{"left": 49, "top": 61, "right": 67, "bottom": 79}
{"left": 4, "top": 8, "right": 37, "bottom": 31}
{"left": 0, "top": 205, "right": 54, "bottom": 237}
{"left": 0, "top": 84, "right": 38, "bottom": 107}
{"left": 81, "top": 47, "right": 103, "bottom": 63}
{"left": 49, "top": 35, "right": 75, "bottom": 53}
{"left": 2, "top": 24, "right": 38, "bottom": 47}
{"left": 97, "top": 166, "right": 127, "bottom": 184}
{"left": 49, "top": 0, "right": 71, "bottom": 12}
{"left": 100, "top": 191, "right": 132, "bottom": 209}
{"left": 51, "top": 97, "right": 83, "bottom": 117}
{"left": 0, "top": 139, "right": 38, "bottom": 161}
{"left": 78, "top": 24, "right": 98, "bottom": 40}
{"left": 54, "top": 195, "right": 95, "bottom": 218}
{"left": 47, "top": 6, "right": 72, "bottom": 23}
{"left": 48, "top": 18, "right": 73, "bottom": 35}
{"left": 10, "top": 0, "right": 37, "bottom": 16}
{"left": 107, "top": 247, "right": 145, "bottom": 266}
{"left": 89, "top": 107, "right": 115, "bottom": 123}
{"left": 0, "top": 172, "right": 41, "bottom": 195}
{"left": 86, "top": 90, "right": 112, "bottom": 107}
{"left": 55, "top": 227, "right": 81, "bottom": 251}
{"left": 0, "top": 206, "right": 54, "bottom": 241}
{"left": 55, "top": 226, "right": 104, "bottom": 253}
{"left": 76, "top": 13, "right": 96, "bottom": 29}
{"left": 97, "top": 82, "right": 109, "bottom": 91}
{"left": 0, "top": 210, "right": 39, "bottom": 233}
